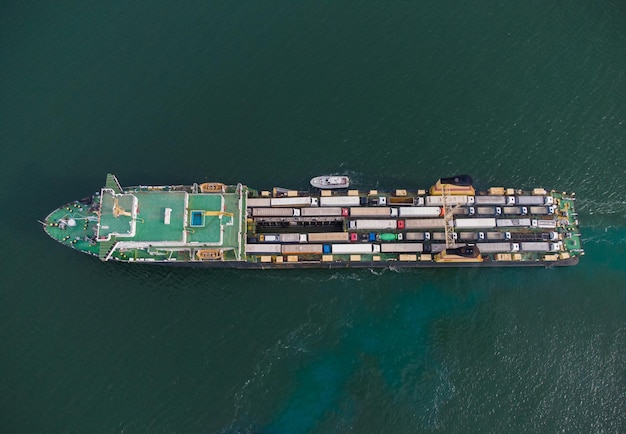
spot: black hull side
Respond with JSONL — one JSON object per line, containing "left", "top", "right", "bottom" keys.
{"left": 143, "top": 256, "right": 579, "bottom": 269}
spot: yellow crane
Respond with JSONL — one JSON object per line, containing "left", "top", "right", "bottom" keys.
{"left": 203, "top": 210, "right": 234, "bottom": 218}
{"left": 441, "top": 184, "right": 461, "bottom": 248}
{"left": 112, "top": 198, "right": 132, "bottom": 218}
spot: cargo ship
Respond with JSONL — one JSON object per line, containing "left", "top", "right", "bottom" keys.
{"left": 41, "top": 174, "right": 583, "bottom": 268}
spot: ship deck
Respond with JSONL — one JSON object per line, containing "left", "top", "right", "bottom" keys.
{"left": 42, "top": 174, "right": 583, "bottom": 267}
{"left": 97, "top": 189, "right": 239, "bottom": 246}
{"left": 44, "top": 176, "right": 247, "bottom": 262}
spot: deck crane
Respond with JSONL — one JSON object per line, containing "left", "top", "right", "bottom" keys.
{"left": 112, "top": 198, "right": 132, "bottom": 218}
{"left": 441, "top": 184, "right": 462, "bottom": 248}
{"left": 203, "top": 210, "right": 234, "bottom": 218}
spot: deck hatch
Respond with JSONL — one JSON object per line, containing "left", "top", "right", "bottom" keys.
{"left": 190, "top": 210, "right": 205, "bottom": 227}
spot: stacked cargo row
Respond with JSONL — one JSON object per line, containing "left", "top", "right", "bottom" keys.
{"left": 248, "top": 193, "right": 555, "bottom": 209}
{"left": 245, "top": 241, "right": 562, "bottom": 256}
{"left": 249, "top": 205, "right": 556, "bottom": 218}
{"left": 347, "top": 218, "right": 556, "bottom": 230}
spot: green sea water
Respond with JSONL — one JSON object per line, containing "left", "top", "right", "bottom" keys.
{"left": 1, "top": 1, "right": 625, "bottom": 432}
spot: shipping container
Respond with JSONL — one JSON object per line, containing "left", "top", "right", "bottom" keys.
{"left": 270, "top": 196, "right": 312, "bottom": 207}
{"left": 536, "top": 219, "right": 557, "bottom": 229}
{"left": 331, "top": 243, "right": 378, "bottom": 254}
{"left": 516, "top": 196, "right": 545, "bottom": 206}
{"left": 474, "top": 195, "right": 506, "bottom": 205}
{"left": 351, "top": 219, "right": 397, "bottom": 230}
{"left": 496, "top": 218, "right": 531, "bottom": 227}
{"left": 245, "top": 244, "right": 282, "bottom": 254}
{"left": 488, "top": 187, "right": 506, "bottom": 196}
{"left": 459, "top": 231, "right": 478, "bottom": 241}
{"left": 252, "top": 207, "right": 294, "bottom": 217}
{"left": 426, "top": 195, "right": 469, "bottom": 206}
{"left": 389, "top": 197, "right": 414, "bottom": 205}
{"left": 529, "top": 206, "right": 549, "bottom": 215}
{"left": 404, "top": 218, "right": 445, "bottom": 229}
{"left": 455, "top": 218, "right": 497, "bottom": 228}
{"left": 486, "top": 232, "right": 505, "bottom": 240}
{"left": 278, "top": 233, "right": 302, "bottom": 242}
{"left": 380, "top": 243, "right": 423, "bottom": 253}
{"left": 430, "top": 243, "right": 447, "bottom": 253}
{"left": 281, "top": 244, "right": 323, "bottom": 255}
{"left": 476, "top": 206, "right": 496, "bottom": 215}
{"left": 399, "top": 254, "right": 418, "bottom": 261}
{"left": 398, "top": 207, "right": 441, "bottom": 217}
{"left": 476, "top": 242, "right": 513, "bottom": 253}
{"left": 247, "top": 198, "right": 271, "bottom": 207}
{"left": 350, "top": 207, "right": 392, "bottom": 217}
{"left": 405, "top": 232, "right": 425, "bottom": 240}
{"left": 503, "top": 207, "right": 522, "bottom": 215}
{"left": 307, "top": 232, "right": 350, "bottom": 242}
{"left": 301, "top": 207, "right": 343, "bottom": 217}
{"left": 521, "top": 242, "right": 550, "bottom": 252}
{"left": 320, "top": 196, "right": 361, "bottom": 207}
{"left": 432, "top": 232, "right": 448, "bottom": 241}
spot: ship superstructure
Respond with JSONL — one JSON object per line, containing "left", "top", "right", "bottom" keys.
{"left": 42, "top": 174, "right": 583, "bottom": 267}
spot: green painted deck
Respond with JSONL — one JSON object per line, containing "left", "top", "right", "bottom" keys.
{"left": 133, "top": 191, "right": 186, "bottom": 242}
{"left": 93, "top": 181, "right": 245, "bottom": 263}
{"left": 186, "top": 194, "right": 225, "bottom": 244}
{"left": 99, "top": 191, "right": 136, "bottom": 239}
{"left": 97, "top": 189, "right": 242, "bottom": 247}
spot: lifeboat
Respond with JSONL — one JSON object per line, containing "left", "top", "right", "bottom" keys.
{"left": 199, "top": 182, "right": 225, "bottom": 193}
{"left": 196, "top": 249, "right": 223, "bottom": 260}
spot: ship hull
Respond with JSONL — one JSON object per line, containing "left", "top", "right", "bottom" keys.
{"left": 145, "top": 256, "right": 579, "bottom": 268}
{"left": 42, "top": 174, "right": 584, "bottom": 269}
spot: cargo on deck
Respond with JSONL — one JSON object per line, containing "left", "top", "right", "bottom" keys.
{"left": 350, "top": 219, "right": 397, "bottom": 230}
{"left": 516, "top": 196, "right": 545, "bottom": 206}
{"left": 474, "top": 196, "right": 506, "bottom": 205}
{"left": 350, "top": 207, "right": 392, "bottom": 217}
{"left": 301, "top": 207, "right": 343, "bottom": 217}
{"left": 521, "top": 242, "right": 551, "bottom": 252}
{"left": 307, "top": 232, "right": 349, "bottom": 242}
{"left": 496, "top": 218, "right": 532, "bottom": 227}
{"left": 455, "top": 218, "right": 496, "bottom": 229}
{"left": 43, "top": 173, "right": 583, "bottom": 268}
{"left": 398, "top": 207, "right": 441, "bottom": 217}
{"left": 331, "top": 244, "right": 379, "bottom": 254}
{"left": 403, "top": 218, "right": 445, "bottom": 229}
{"left": 320, "top": 196, "right": 360, "bottom": 207}
{"left": 252, "top": 207, "right": 294, "bottom": 217}
{"left": 270, "top": 197, "right": 313, "bottom": 207}
{"left": 476, "top": 243, "right": 514, "bottom": 253}
{"left": 380, "top": 243, "right": 423, "bottom": 253}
